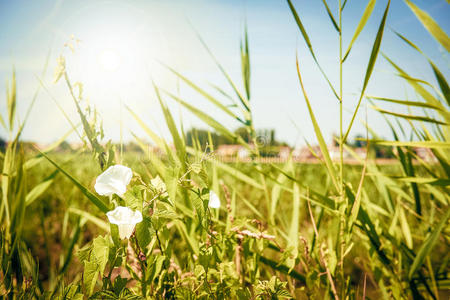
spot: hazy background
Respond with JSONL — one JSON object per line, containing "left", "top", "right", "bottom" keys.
{"left": 0, "top": 0, "right": 448, "bottom": 147}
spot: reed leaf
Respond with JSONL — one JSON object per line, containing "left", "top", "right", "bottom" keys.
{"left": 371, "top": 105, "right": 447, "bottom": 125}
{"left": 321, "top": 0, "right": 340, "bottom": 33}
{"left": 404, "top": 0, "right": 450, "bottom": 52}
{"left": 344, "top": 0, "right": 390, "bottom": 143}
{"left": 371, "top": 140, "right": 450, "bottom": 149}
{"left": 408, "top": 208, "right": 450, "bottom": 280}
{"left": 295, "top": 55, "right": 339, "bottom": 192}
{"left": 392, "top": 30, "right": 450, "bottom": 106}
{"left": 343, "top": 0, "right": 376, "bottom": 62}
{"left": 194, "top": 31, "right": 251, "bottom": 112}
{"left": 286, "top": 0, "right": 339, "bottom": 100}
{"left": 287, "top": 180, "right": 300, "bottom": 268}
{"left": 164, "top": 90, "right": 241, "bottom": 143}
{"left": 162, "top": 65, "right": 243, "bottom": 123}
{"left": 241, "top": 24, "right": 251, "bottom": 100}
{"left": 368, "top": 96, "right": 443, "bottom": 111}
{"left": 38, "top": 150, "right": 109, "bottom": 213}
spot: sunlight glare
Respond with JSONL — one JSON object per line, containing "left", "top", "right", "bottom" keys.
{"left": 98, "top": 49, "right": 120, "bottom": 71}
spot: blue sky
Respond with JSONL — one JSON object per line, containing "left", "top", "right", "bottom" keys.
{"left": 0, "top": 0, "right": 448, "bottom": 147}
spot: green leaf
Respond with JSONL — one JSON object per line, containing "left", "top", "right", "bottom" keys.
{"left": 270, "top": 165, "right": 289, "bottom": 224}
{"left": 392, "top": 30, "right": 450, "bottom": 106}
{"left": 25, "top": 178, "right": 53, "bottom": 206}
{"left": 399, "top": 206, "right": 413, "bottom": 249}
{"left": 287, "top": 182, "right": 300, "bottom": 268}
{"left": 368, "top": 96, "right": 443, "bottom": 111}
{"left": 241, "top": 24, "right": 251, "bottom": 100}
{"left": 136, "top": 217, "right": 152, "bottom": 249}
{"left": 163, "top": 65, "right": 241, "bottom": 122}
{"left": 153, "top": 83, "right": 186, "bottom": 165}
{"left": 393, "top": 177, "right": 450, "bottom": 186}
{"left": 382, "top": 55, "right": 450, "bottom": 124}
{"left": 194, "top": 31, "right": 251, "bottom": 112}
{"left": 321, "top": 0, "right": 340, "bottom": 32}
{"left": 429, "top": 60, "right": 450, "bottom": 106}
{"left": 408, "top": 209, "right": 450, "bottom": 279}
{"left": 295, "top": 56, "right": 339, "bottom": 192}
{"left": 126, "top": 106, "right": 166, "bottom": 150}
{"left": 174, "top": 219, "right": 199, "bottom": 255}
{"left": 286, "top": 0, "right": 339, "bottom": 100}
{"left": 92, "top": 235, "right": 110, "bottom": 275}
{"left": 83, "top": 261, "right": 99, "bottom": 296}
{"left": 371, "top": 105, "right": 447, "bottom": 125}
{"left": 343, "top": 0, "right": 376, "bottom": 61}
{"left": 38, "top": 150, "right": 109, "bottom": 213}
{"left": 164, "top": 91, "right": 241, "bottom": 143}
{"left": 76, "top": 244, "right": 92, "bottom": 264}
{"left": 404, "top": 0, "right": 450, "bottom": 52}
{"left": 344, "top": 0, "right": 390, "bottom": 143}
{"left": 371, "top": 140, "right": 450, "bottom": 149}
{"left": 186, "top": 147, "right": 264, "bottom": 190}
{"left": 6, "top": 68, "right": 17, "bottom": 130}
{"left": 59, "top": 219, "right": 81, "bottom": 274}
{"left": 68, "top": 207, "right": 109, "bottom": 231}
{"left": 259, "top": 256, "right": 305, "bottom": 283}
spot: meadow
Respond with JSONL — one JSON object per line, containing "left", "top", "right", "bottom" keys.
{"left": 1, "top": 0, "right": 449, "bottom": 299}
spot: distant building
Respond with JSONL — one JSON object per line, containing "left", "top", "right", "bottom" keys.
{"left": 217, "top": 145, "right": 247, "bottom": 157}
{"left": 278, "top": 146, "right": 291, "bottom": 160}
{"left": 414, "top": 147, "right": 436, "bottom": 162}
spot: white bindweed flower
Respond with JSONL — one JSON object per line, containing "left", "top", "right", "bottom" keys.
{"left": 95, "top": 165, "right": 132, "bottom": 197}
{"left": 106, "top": 206, "right": 143, "bottom": 239}
{"left": 208, "top": 190, "right": 221, "bottom": 209}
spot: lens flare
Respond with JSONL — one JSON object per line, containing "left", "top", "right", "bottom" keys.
{"left": 98, "top": 49, "right": 120, "bottom": 71}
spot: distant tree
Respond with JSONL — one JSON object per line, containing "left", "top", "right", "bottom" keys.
{"left": 234, "top": 127, "right": 250, "bottom": 143}
{"left": 0, "top": 136, "right": 6, "bottom": 152}
{"left": 58, "top": 140, "right": 72, "bottom": 152}
{"left": 185, "top": 127, "right": 287, "bottom": 149}
{"left": 352, "top": 134, "right": 367, "bottom": 148}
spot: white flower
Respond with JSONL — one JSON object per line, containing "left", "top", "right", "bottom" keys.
{"left": 95, "top": 165, "right": 132, "bottom": 197}
{"left": 106, "top": 206, "right": 143, "bottom": 239}
{"left": 208, "top": 190, "right": 221, "bottom": 209}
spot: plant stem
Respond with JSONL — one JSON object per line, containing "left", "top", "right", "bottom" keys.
{"left": 338, "top": 0, "right": 346, "bottom": 297}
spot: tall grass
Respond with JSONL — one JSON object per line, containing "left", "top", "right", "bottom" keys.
{"left": 0, "top": 0, "right": 448, "bottom": 299}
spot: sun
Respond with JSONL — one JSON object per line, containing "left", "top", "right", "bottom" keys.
{"left": 98, "top": 49, "right": 120, "bottom": 71}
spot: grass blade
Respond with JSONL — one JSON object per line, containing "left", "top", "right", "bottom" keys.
{"left": 343, "top": 0, "right": 376, "bottom": 62}
{"left": 321, "top": 0, "right": 340, "bottom": 33}
{"left": 287, "top": 181, "right": 300, "bottom": 268}
{"left": 408, "top": 208, "right": 450, "bottom": 280}
{"left": 38, "top": 150, "right": 109, "bottom": 213}
{"left": 241, "top": 24, "right": 251, "bottom": 100}
{"left": 162, "top": 65, "right": 243, "bottom": 123}
{"left": 344, "top": 0, "right": 390, "bottom": 143}
{"left": 371, "top": 105, "right": 447, "bottom": 125}
{"left": 152, "top": 82, "right": 186, "bottom": 165}
{"left": 193, "top": 30, "right": 251, "bottom": 112}
{"left": 296, "top": 55, "right": 339, "bottom": 192}
{"left": 164, "top": 90, "right": 243, "bottom": 144}
{"left": 371, "top": 140, "right": 450, "bottom": 149}
{"left": 126, "top": 106, "right": 166, "bottom": 150}
{"left": 287, "top": 0, "right": 339, "bottom": 100}
{"left": 392, "top": 30, "right": 450, "bottom": 106}
{"left": 186, "top": 147, "right": 264, "bottom": 190}
{"left": 6, "top": 68, "right": 17, "bottom": 131}
{"left": 382, "top": 56, "right": 450, "bottom": 123}
{"left": 368, "top": 96, "right": 443, "bottom": 111}
{"left": 404, "top": 0, "right": 450, "bottom": 52}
